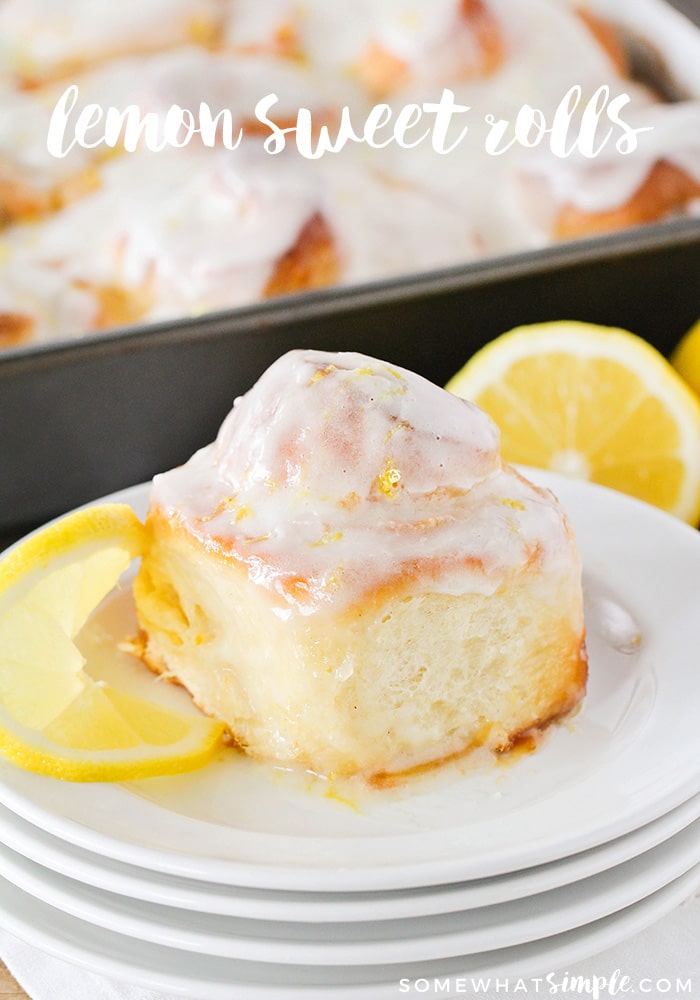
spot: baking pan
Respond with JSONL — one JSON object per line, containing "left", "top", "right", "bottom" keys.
{"left": 1, "top": 0, "right": 699, "bottom": 536}
{"left": 1, "top": 219, "right": 698, "bottom": 537}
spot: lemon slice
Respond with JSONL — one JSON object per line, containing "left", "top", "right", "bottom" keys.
{"left": 671, "top": 318, "right": 700, "bottom": 400}
{"left": 0, "top": 503, "right": 225, "bottom": 781}
{"left": 446, "top": 321, "right": 700, "bottom": 525}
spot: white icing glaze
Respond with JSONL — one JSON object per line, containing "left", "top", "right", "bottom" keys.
{"left": 151, "top": 350, "right": 579, "bottom": 614}
{"left": 315, "top": 146, "right": 481, "bottom": 283}
{"left": 351, "top": 0, "right": 663, "bottom": 253}
{"left": 226, "top": 0, "right": 501, "bottom": 88}
{"left": 518, "top": 100, "right": 700, "bottom": 212}
{"left": 0, "top": 0, "right": 223, "bottom": 80}
{"left": 1, "top": 140, "right": 325, "bottom": 329}
{"left": 0, "top": 263, "right": 98, "bottom": 344}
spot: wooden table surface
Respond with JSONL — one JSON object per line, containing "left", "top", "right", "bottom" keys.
{"left": 0, "top": 961, "right": 27, "bottom": 999}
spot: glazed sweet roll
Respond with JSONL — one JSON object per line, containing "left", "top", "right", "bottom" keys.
{"left": 0, "top": 81, "right": 106, "bottom": 227}
{"left": 518, "top": 102, "right": 700, "bottom": 239}
{"left": 337, "top": 0, "right": 646, "bottom": 260}
{"left": 316, "top": 147, "right": 482, "bottom": 287}
{"left": 352, "top": 0, "right": 505, "bottom": 98}
{"left": 0, "top": 283, "right": 152, "bottom": 348}
{"left": 134, "top": 350, "right": 587, "bottom": 781}
{"left": 223, "top": 0, "right": 505, "bottom": 98}
{"left": 1, "top": 142, "right": 339, "bottom": 342}
{"left": 0, "top": 45, "right": 335, "bottom": 229}
{"left": 0, "top": 0, "right": 225, "bottom": 89}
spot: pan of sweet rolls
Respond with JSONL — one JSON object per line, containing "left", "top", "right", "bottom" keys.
{"left": 0, "top": 0, "right": 699, "bottom": 533}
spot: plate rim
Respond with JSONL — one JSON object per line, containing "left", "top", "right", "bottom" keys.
{"left": 1, "top": 865, "right": 699, "bottom": 1000}
{"left": 1, "top": 789, "right": 700, "bottom": 921}
{"left": 1, "top": 815, "right": 699, "bottom": 965}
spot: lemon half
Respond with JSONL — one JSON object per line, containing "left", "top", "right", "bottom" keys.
{"left": 446, "top": 321, "right": 700, "bottom": 525}
{"left": 671, "top": 319, "right": 700, "bottom": 400}
{"left": 0, "top": 503, "right": 225, "bottom": 781}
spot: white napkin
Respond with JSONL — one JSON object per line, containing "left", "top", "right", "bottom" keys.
{"left": 2, "top": 891, "right": 700, "bottom": 1000}
{"left": 0, "top": 928, "right": 166, "bottom": 1000}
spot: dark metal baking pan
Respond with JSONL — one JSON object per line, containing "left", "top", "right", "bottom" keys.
{"left": 1, "top": 218, "right": 698, "bottom": 537}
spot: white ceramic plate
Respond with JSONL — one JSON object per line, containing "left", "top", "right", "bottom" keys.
{"left": 1, "top": 471, "right": 700, "bottom": 891}
{"left": 1, "top": 791, "right": 699, "bottom": 923}
{"left": 1, "top": 866, "right": 699, "bottom": 1000}
{"left": 1, "top": 816, "right": 699, "bottom": 965}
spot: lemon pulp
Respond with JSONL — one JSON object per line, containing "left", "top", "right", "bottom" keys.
{"left": 0, "top": 503, "right": 225, "bottom": 781}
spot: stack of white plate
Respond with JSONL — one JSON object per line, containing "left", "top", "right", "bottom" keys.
{"left": 1, "top": 471, "right": 700, "bottom": 999}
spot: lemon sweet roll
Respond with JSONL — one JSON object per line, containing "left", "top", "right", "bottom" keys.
{"left": 134, "top": 350, "right": 587, "bottom": 781}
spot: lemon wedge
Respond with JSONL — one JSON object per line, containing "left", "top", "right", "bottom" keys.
{"left": 0, "top": 503, "right": 225, "bottom": 781}
{"left": 446, "top": 321, "right": 700, "bottom": 525}
{"left": 671, "top": 318, "right": 700, "bottom": 400}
